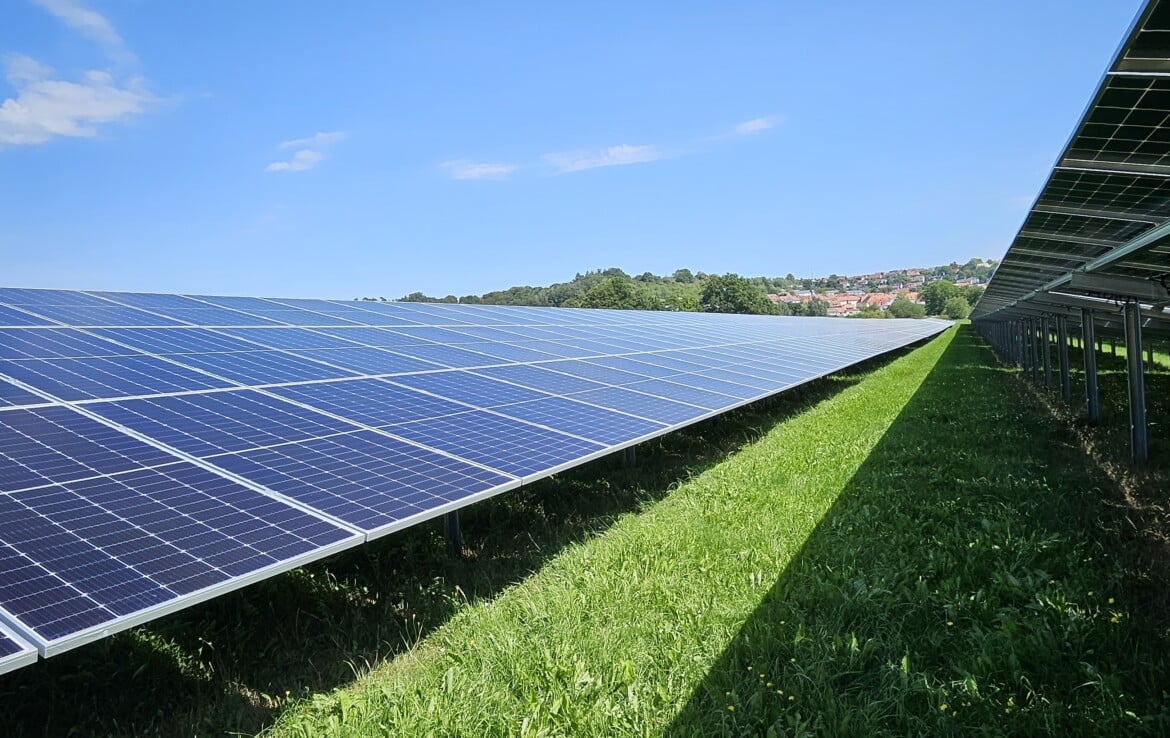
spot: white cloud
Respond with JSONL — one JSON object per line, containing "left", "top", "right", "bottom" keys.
{"left": 543, "top": 144, "right": 666, "bottom": 173}
{"left": 440, "top": 159, "right": 518, "bottom": 180}
{"left": 279, "top": 131, "right": 347, "bottom": 149}
{"left": 266, "top": 131, "right": 346, "bottom": 172}
{"left": 0, "top": 55, "right": 152, "bottom": 145}
{"left": 265, "top": 149, "right": 323, "bottom": 172}
{"left": 30, "top": 0, "right": 134, "bottom": 65}
{"left": 733, "top": 116, "right": 780, "bottom": 135}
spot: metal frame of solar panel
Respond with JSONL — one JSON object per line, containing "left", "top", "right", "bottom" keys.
{"left": 971, "top": 0, "right": 1170, "bottom": 465}
{"left": 0, "top": 286, "right": 949, "bottom": 670}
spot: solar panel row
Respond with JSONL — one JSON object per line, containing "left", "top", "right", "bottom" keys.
{"left": 0, "top": 287, "right": 948, "bottom": 666}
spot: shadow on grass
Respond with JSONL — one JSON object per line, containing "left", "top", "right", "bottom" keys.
{"left": 666, "top": 326, "right": 1170, "bottom": 737}
{"left": 0, "top": 344, "right": 938, "bottom": 738}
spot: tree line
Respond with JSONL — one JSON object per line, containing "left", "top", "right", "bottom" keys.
{"left": 367, "top": 262, "right": 988, "bottom": 318}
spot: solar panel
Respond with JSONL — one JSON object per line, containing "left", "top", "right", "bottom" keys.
{"left": 0, "top": 287, "right": 949, "bottom": 671}
{"left": 0, "top": 620, "right": 36, "bottom": 676}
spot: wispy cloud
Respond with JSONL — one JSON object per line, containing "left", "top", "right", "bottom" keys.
{"left": 440, "top": 159, "right": 518, "bottom": 180}
{"left": 265, "top": 149, "right": 323, "bottom": 172}
{"left": 279, "top": 130, "right": 347, "bottom": 149}
{"left": 1, "top": 1, "right": 154, "bottom": 147}
{"left": 265, "top": 130, "right": 346, "bottom": 173}
{"left": 543, "top": 144, "right": 666, "bottom": 173}
{"left": 30, "top": 0, "right": 134, "bottom": 64}
{"left": 0, "top": 54, "right": 152, "bottom": 145}
{"left": 733, "top": 116, "right": 781, "bottom": 135}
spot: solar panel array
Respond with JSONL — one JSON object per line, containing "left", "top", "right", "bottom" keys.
{"left": 973, "top": 0, "right": 1170, "bottom": 333}
{"left": 0, "top": 287, "right": 948, "bottom": 669}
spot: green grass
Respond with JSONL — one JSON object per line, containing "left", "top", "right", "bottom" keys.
{"left": 256, "top": 326, "right": 1170, "bottom": 737}
{"left": 4, "top": 325, "right": 1167, "bottom": 736}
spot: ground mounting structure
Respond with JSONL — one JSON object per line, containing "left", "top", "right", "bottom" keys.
{"left": 0, "top": 287, "right": 948, "bottom": 674}
{"left": 973, "top": 0, "right": 1170, "bottom": 463}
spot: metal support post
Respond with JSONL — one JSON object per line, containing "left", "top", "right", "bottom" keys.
{"left": 1041, "top": 316, "right": 1052, "bottom": 389}
{"left": 1029, "top": 319, "right": 1040, "bottom": 383}
{"left": 1082, "top": 308, "right": 1100, "bottom": 424}
{"left": 444, "top": 510, "right": 462, "bottom": 555}
{"left": 624, "top": 445, "right": 637, "bottom": 467}
{"left": 1124, "top": 300, "right": 1148, "bottom": 465}
{"left": 1057, "top": 315, "right": 1070, "bottom": 403}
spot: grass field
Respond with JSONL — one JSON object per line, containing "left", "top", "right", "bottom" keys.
{"left": 2, "top": 324, "right": 1167, "bottom": 736}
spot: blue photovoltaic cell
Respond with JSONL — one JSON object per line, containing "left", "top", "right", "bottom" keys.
{"left": 216, "top": 328, "right": 363, "bottom": 350}
{"left": 491, "top": 396, "right": 666, "bottom": 445}
{"left": 664, "top": 373, "right": 762, "bottom": 400}
{"left": 15, "top": 305, "right": 187, "bottom": 327}
{"left": 292, "top": 347, "right": 443, "bottom": 375}
{"left": 0, "top": 305, "right": 55, "bottom": 327}
{"left": 626, "top": 378, "right": 739, "bottom": 409}
{"left": 226, "top": 309, "right": 356, "bottom": 326}
{"left": 449, "top": 342, "right": 563, "bottom": 363}
{"left": 690, "top": 368, "right": 779, "bottom": 392}
{"left": 388, "top": 370, "right": 549, "bottom": 407}
{"left": 387, "top": 410, "right": 604, "bottom": 477}
{"left": 0, "top": 329, "right": 135, "bottom": 360}
{"left": 0, "top": 287, "right": 951, "bottom": 670}
{"left": 446, "top": 327, "right": 532, "bottom": 342}
{"left": 0, "top": 624, "right": 35, "bottom": 675}
{"left": 209, "top": 430, "right": 514, "bottom": 532}
{"left": 90, "top": 292, "right": 287, "bottom": 326}
{"left": 472, "top": 363, "right": 608, "bottom": 395}
{"left": 270, "top": 300, "right": 434, "bottom": 327}
{"left": 388, "top": 304, "right": 476, "bottom": 325}
{"left": 269, "top": 378, "right": 469, "bottom": 427}
{"left": 0, "top": 355, "right": 233, "bottom": 401}
{"left": 90, "top": 328, "right": 261, "bottom": 355}
{"left": 0, "top": 406, "right": 179, "bottom": 491}
{"left": 312, "top": 327, "right": 421, "bottom": 346}
{"left": 309, "top": 302, "right": 425, "bottom": 326}
{"left": 0, "top": 463, "right": 352, "bottom": 644}
{"left": 568, "top": 386, "right": 708, "bottom": 425}
{"left": 0, "top": 380, "right": 46, "bottom": 408}
{"left": 388, "top": 327, "right": 479, "bottom": 344}
{"left": 0, "top": 288, "right": 111, "bottom": 306}
{"left": 586, "top": 356, "right": 681, "bottom": 378}
{"left": 87, "top": 390, "right": 359, "bottom": 457}
{"left": 508, "top": 340, "right": 601, "bottom": 358}
{"left": 611, "top": 352, "right": 711, "bottom": 373}
{"left": 165, "top": 350, "right": 356, "bottom": 385}
{"left": 538, "top": 360, "right": 652, "bottom": 386}
{"left": 384, "top": 343, "right": 504, "bottom": 369}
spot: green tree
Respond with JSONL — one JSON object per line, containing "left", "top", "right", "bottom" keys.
{"left": 920, "top": 280, "right": 959, "bottom": 315}
{"left": 672, "top": 268, "right": 695, "bottom": 284}
{"left": 699, "top": 273, "right": 778, "bottom": 315}
{"left": 942, "top": 295, "right": 971, "bottom": 319}
{"left": 578, "top": 277, "right": 660, "bottom": 310}
{"left": 889, "top": 296, "right": 926, "bottom": 318}
{"left": 805, "top": 298, "right": 829, "bottom": 317}
{"left": 962, "top": 285, "right": 984, "bottom": 307}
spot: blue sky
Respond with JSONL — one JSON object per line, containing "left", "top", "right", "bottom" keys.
{"left": 0, "top": 1, "right": 1145, "bottom": 299}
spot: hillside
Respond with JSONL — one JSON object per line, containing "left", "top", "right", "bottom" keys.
{"left": 370, "top": 258, "right": 996, "bottom": 319}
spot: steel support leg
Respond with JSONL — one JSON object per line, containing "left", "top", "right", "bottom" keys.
{"left": 624, "top": 446, "right": 637, "bottom": 467}
{"left": 1057, "top": 315, "right": 1070, "bottom": 403}
{"left": 1082, "top": 309, "right": 1100, "bottom": 424}
{"left": 1029, "top": 319, "right": 1039, "bottom": 383}
{"left": 444, "top": 510, "right": 462, "bottom": 555}
{"left": 1041, "top": 316, "right": 1052, "bottom": 389}
{"left": 1124, "top": 300, "right": 1148, "bottom": 465}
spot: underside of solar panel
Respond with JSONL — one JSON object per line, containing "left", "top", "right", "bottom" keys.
{"left": 0, "top": 288, "right": 948, "bottom": 670}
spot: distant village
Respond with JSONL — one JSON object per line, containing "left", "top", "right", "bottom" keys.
{"left": 767, "top": 259, "right": 995, "bottom": 317}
